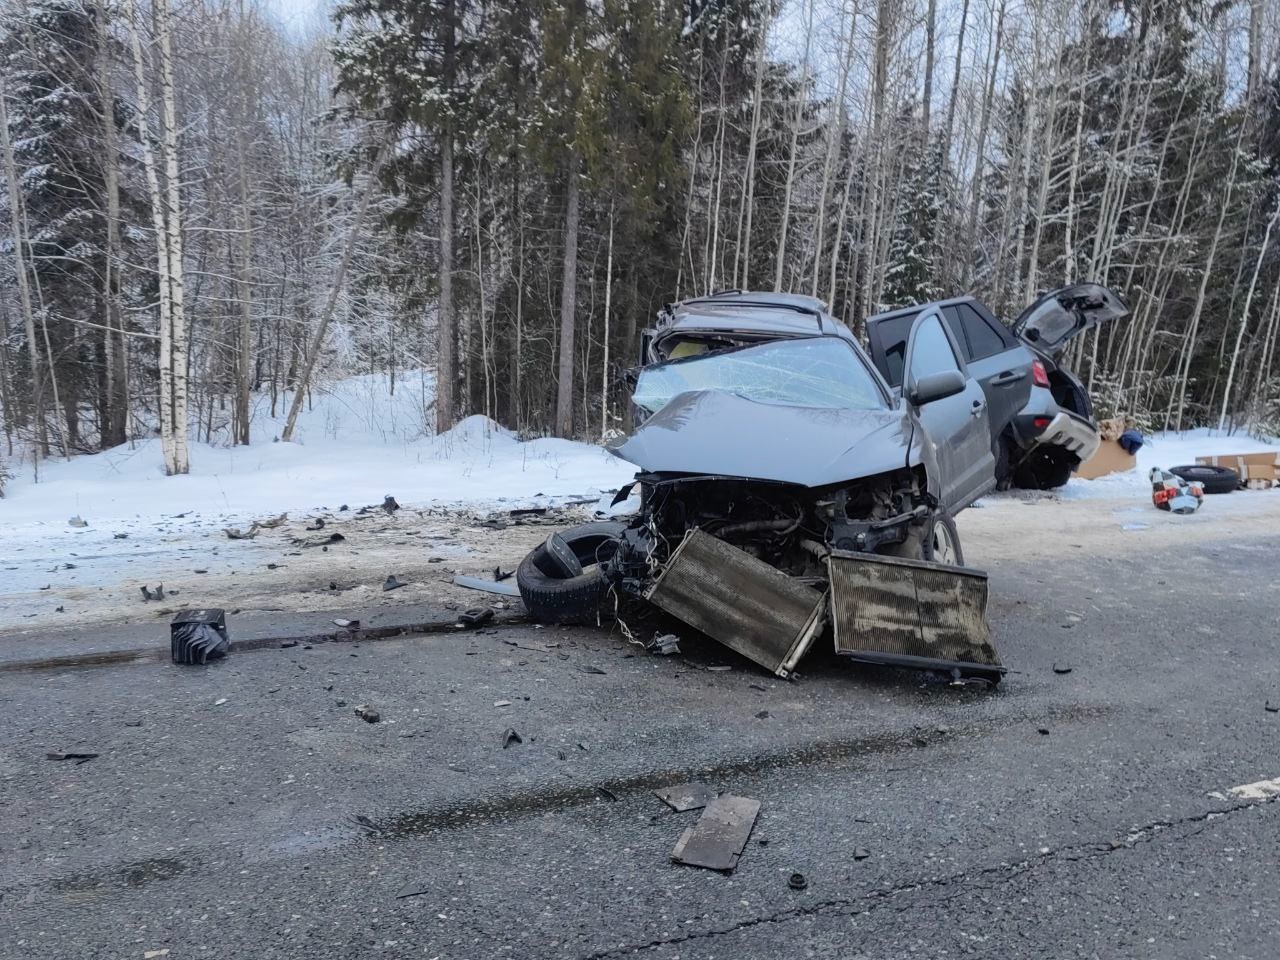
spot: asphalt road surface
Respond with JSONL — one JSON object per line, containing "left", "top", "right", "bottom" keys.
{"left": 2, "top": 505, "right": 1279, "bottom": 959}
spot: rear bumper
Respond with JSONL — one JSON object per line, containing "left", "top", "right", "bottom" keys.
{"left": 1034, "top": 411, "right": 1100, "bottom": 462}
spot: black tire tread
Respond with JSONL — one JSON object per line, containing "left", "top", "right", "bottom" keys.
{"left": 1169, "top": 464, "right": 1239, "bottom": 495}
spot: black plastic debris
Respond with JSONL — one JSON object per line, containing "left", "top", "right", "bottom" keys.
{"left": 596, "top": 786, "right": 619, "bottom": 802}
{"left": 170, "top": 609, "right": 230, "bottom": 665}
{"left": 382, "top": 495, "right": 401, "bottom": 515}
{"left": 459, "top": 607, "right": 495, "bottom": 627}
{"left": 1266, "top": 701, "right": 1279, "bottom": 713}
{"left": 1053, "top": 662, "right": 1073, "bottom": 674}
{"left": 494, "top": 566, "right": 513, "bottom": 582}
{"left": 306, "top": 518, "right": 326, "bottom": 531}
{"left": 501, "top": 727, "right": 523, "bottom": 748}
{"left": 383, "top": 575, "right": 408, "bottom": 592}
{"left": 140, "top": 584, "right": 166, "bottom": 602}
{"left": 354, "top": 704, "right": 381, "bottom": 723}
{"left": 46, "top": 750, "right": 99, "bottom": 763}
{"left": 654, "top": 782, "right": 715, "bottom": 813}
{"left": 854, "top": 847, "right": 871, "bottom": 860}
{"left": 395, "top": 882, "right": 430, "bottom": 900}
{"left": 581, "top": 665, "right": 606, "bottom": 675}
{"left": 788, "top": 873, "right": 808, "bottom": 891}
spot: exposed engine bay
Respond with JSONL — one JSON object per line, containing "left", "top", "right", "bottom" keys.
{"left": 609, "top": 469, "right": 933, "bottom": 597}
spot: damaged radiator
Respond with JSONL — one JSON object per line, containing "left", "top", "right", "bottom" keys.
{"left": 825, "top": 550, "right": 1003, "bottom": 678}
{"left": 645, "top": 529, "right": 824, "bottom": 678}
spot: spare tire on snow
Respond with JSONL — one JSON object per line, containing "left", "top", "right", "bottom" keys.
{"left": 516, "top": 521, "right": 628, "bottom": 624}
{"left": 1169, "top": 464, "right": 1239, "bottom": 494}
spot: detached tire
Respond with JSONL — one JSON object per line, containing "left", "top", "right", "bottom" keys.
{"left": 1169, "top": 464, "right": 1239, "bottom": 494}
{"left": 516, "top": 521, "right": 627, "bottom": 624}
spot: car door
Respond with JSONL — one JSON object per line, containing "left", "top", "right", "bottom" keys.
{"left": 904, "top": 310, "right": 996, "bottom": 512}
{"left": 943, "top": 302, "right": 1033, "bottom": 440}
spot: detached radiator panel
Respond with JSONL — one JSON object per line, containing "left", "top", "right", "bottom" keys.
{"left": 645, "top": 529, "right": 825, "bottom": 678}
{"left": 826, "top": 550, "right": 1003, "bottom": 677}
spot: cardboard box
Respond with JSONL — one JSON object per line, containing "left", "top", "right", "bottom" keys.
{"left": 1076, "top": 440, "right": 1137, "bottom": 480}
{"left": 1195, "top": 453, "right": 1280, "bottom": 482}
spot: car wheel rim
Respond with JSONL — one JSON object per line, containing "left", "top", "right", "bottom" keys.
{"left": 932, "top": 523, "right": 957, "bottom": 565}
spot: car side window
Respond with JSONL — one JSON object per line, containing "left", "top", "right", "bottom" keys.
{"left": 877, "top": 313, "right": 918, "bottom": 388}
{"left": 908, "top": 314, "right": 962, "bottom": 384}
{"left": 955, "top": 304, "right": 1008, "bottom": 360}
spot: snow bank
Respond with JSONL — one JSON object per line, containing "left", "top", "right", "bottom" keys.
{"left": 1060, "top": 428, "right": 1280, "bottom": 500}
{"left": 0, "top": 371, "right": 636, "bottom": 533}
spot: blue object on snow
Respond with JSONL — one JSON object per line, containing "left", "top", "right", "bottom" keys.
{"left": 1119, "top": 429, "right": 1145, "bottom": 455}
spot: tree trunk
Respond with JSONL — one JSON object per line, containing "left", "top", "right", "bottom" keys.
{"left": 437, "top": 134, "right": 456, "bottom": 433}
{"left": 554, "top": 147, "right": 581, "bottom": 438}
{"left": 600, "top": 201, "right": 614, "bottom": 439}
{"left": 922, "top": 0, "right": 936, "bottom": 133}
{"left": 0, "top": 72, "right": 45, "bottom": 463}
{"left": 436, "top": 0, "right": 457, "bottom": 433}
{"left": 157, "top": 0, "right": 189, "bottom": 474}
{"left": 96, "top": 0, "right": 127, "bottom": 449}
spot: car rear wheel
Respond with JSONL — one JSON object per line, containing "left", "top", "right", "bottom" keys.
{"left": 516, "top": 521, "right": 628, "bottom": 624}
{"left": 1169, "top": 464, "right": 1239, "bottom": 494}
{"left": 1012, "top": 447, "right": 1075, "bottom": 490}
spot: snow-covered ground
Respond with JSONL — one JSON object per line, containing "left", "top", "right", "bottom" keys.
{"left": 1, "top": 371, "right": 635, "bottom": 533}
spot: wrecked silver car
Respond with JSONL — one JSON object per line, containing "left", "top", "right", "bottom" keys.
{"left": 517, "top": 292, "right": 1003, "bottom": 682}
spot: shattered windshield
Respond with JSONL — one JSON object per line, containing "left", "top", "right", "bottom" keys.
{"left": 633, "top": 337, "right": 886, "bottom": 415}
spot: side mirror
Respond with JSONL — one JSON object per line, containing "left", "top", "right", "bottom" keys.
{"left": 909, "top": 369, "right": 966, "bottom": 405}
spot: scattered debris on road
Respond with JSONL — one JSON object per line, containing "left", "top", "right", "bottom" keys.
{"left": 68, "top": 515, "right": 88, "bottom": 527}
{"left": 381, "top": 495, "right": 401, "bottom": 515}
{"left": 501, "top": 727, "right": 523, "bottom": 748}
{"left": 354, "top": 704, "right": 381, "bottom": 723}
{"left": 645, "top": 633, "right": 681, "bottom": 656}
{"left": 671, "top": 794, "right": 760, "bottom": 873}
{"left": 788, "top": 872, "right": 808, "bottom": 890}
{"left": 1150, "top": 468, "right": 1205, "bottom": 514}
{"left": 1265, "top": 701, "right": 1278, "bottom": 713}
{"left": 170, "top": 609, "right": 230, "bottom": 665}
{"left": 395, "top": 882, "right": 431, "bottom": 900}
{"left": 654, "top": 782, "right": 715, "bottom": 812}
{"left": 382, "top": 575, "right": 408, "bottom": 592}
{"left": 1053, "top": 662, "right": 1073, "bottom": 674}
{"left": 140, "top": 584, "right": 166, "bottom": 602}
{"left": 458, "top": 607, "right": 495, "bottom": 627}
{"left": 332, "top": 618, "right": 360, "bottom": 630}
{"left": 46, "top": 750, "right": 99, "bottom": 763}
{"left": 853, "top": 847, "right": 871, "bottom": 860}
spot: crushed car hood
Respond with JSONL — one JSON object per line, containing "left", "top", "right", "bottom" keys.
{"left": 611, "top": 391, "right": 917, "bottom": 487}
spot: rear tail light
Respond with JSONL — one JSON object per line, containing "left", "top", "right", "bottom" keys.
{"left": 1032, "top": 359, "right": 1050, "bottom": 388}
{"left": 1033, "top": 417, "right": 1051, "bottom": 430}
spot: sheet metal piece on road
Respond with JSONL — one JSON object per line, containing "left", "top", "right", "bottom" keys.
{"left": 453, "top": 575, "right": 521, "bottom": 597}
{"left": 655, "top": 782, "right": 716, "bottom": 813}
{"left": 671, "top": 794, "right": 760, "bottom": 872}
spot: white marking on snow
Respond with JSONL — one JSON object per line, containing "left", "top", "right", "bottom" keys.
{"left": 1226, "top": 776, "right": 1280, "bottom": 801}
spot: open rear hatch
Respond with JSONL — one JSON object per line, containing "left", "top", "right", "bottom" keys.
{"left": 1012, "top": 283, "right": 1128, "bottom": 356}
